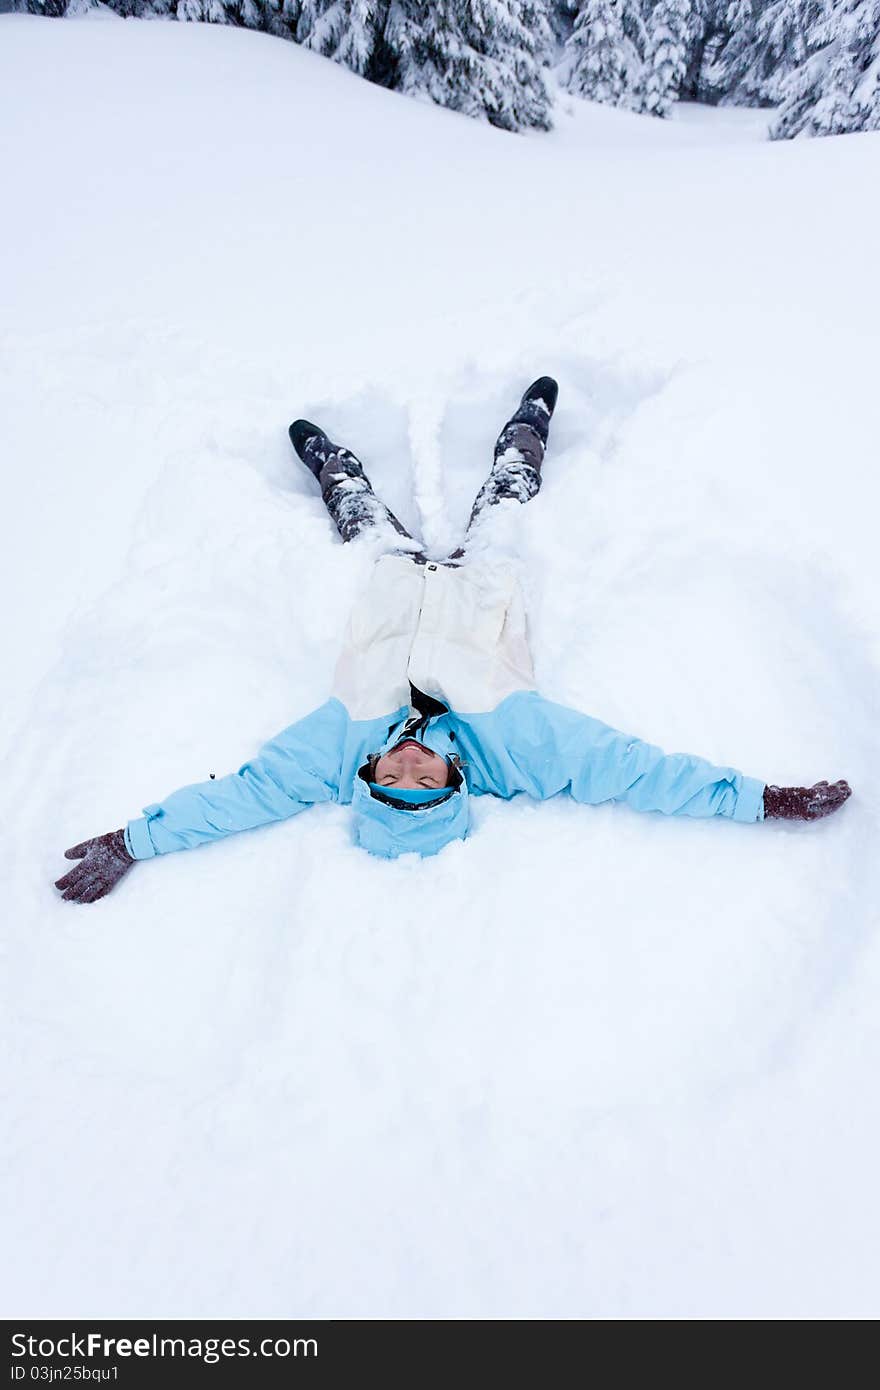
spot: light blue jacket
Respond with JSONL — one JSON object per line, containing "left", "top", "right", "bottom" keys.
{"left": 124, "top": 690, "right": 765, "bottom": 862}
{"left": 125, "top": 553, "right": 764, "bottom": 860}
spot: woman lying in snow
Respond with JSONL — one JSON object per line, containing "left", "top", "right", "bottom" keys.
{"left": 54, "top": 378, "right": 852, "bottom": 903}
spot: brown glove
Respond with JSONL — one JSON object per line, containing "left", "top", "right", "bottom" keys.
{"left": 54, "top": 829, "right": 135, "bottom": 903}
{"left": 763, "top": 780, "right": 851, "bottom": 822}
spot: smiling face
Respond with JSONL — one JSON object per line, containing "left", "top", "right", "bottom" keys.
{"left": 373, "top": 739, "right": 450, "bottom": 791}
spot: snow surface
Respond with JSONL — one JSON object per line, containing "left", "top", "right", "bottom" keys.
{"left": 2, "top": 14, "right": 879, "bottom": 1319}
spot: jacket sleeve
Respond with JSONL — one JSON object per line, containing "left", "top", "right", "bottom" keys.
{"left": 479, "top": 692, "right": 765, "bottom": 823}
{"left": 124, "top": 699, "right": 350, "bottom": 858}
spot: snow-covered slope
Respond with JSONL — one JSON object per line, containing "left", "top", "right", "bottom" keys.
{"left": 2, "top": 14, "right": 879, "bottom": 1318}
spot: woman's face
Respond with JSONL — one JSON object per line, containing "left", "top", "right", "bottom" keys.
{"left": 373, "top": 739, "right": 450, "bottom": 791}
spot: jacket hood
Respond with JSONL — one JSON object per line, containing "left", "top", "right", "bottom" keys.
{"left": 350, "top": 714, "right": 470, "bottom": 859}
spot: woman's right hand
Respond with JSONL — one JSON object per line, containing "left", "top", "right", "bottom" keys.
{"left": 54, "top": 829, "right": 135, "bottom": 903}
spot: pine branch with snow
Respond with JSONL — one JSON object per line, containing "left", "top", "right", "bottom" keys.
{"left": 698, "top": 0, "right": 760, "bottom": 102}
{"left": 638, "top": 0, "right": 694, "bottom": 116}
{"left": 296, "top": 0, "right": 380, "bottom": 74}
{"left": 771, "top": 0, "right": 880, "bottom": 136}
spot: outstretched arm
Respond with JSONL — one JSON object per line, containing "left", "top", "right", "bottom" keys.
{"left": 123, "top": 699, "right": 348, "bottom": 858}
{"left": 470, "top": 692, "right": 848, "bottom": 824}
{"left": 517, "top": 694, "right": 765, "bottom": 820}
{"left": 55, "top": 699, "right": 350, "bottom": 902}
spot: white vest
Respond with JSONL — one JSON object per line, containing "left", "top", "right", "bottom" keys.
{"left": 332, "top": 554, "right": 536, "bottom": 719}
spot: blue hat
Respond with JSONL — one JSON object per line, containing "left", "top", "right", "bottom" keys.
{"left": 351, "top": 766, "right": 470, "bottom": 859}
{"left": 351, "top": 717, "right": 470, "bottom": 859}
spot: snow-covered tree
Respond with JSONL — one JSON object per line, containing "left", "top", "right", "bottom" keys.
{"left": 638, "top": 0, "right": 694, "bottom": 114}
{"left": 296, "top": 0, "right": 380, "bottom": 73}
{"left": 754, "top": 0, "right": 820, "bottom": 99}
{"left": 770, "top": 0, "right": 880, "bottom": 135}
{"left": 262, "top": 0, "right": 301, "bottom": 38}
{"left": 697, "top": 0, "right": 759, "bottom": 100}
{"left": 689, "top": 0, "right": 821, "bottom": 106}
{"left": 384, "top": 1, "right": 554, "bottom": 131}
{"left": 177, "top": 0, "right": 233, "bottom": 21}
{"left": 548, "top": 0, "right": 582, "bottom": 43}
{"left": 559, "top": 0, "right": 651, "bottom": 107}
{"left": 27, "top": 0, "right": 880, "bottom": 139}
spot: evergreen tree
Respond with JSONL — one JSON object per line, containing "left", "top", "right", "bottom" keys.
{"left": 296, "top": 0, "right": 380, "bottom": 74}
{"left": 568, "top": 0, "right": 628, "bottom": 103}
{"left": 679, "top": 0, "right": 718, "bottom": 100}
{"left": 638, "top": 0, "right": 694, "bottom": 115}
{"left": 694, "top": 0, "right": 820, "bottom": 106}
{"left": 106, "top": 0, "right": 156, "bottom": 16}
{"left": 858, "top": 0, "right": 880, "bottom": 126}
{"left": 27, "top": 0, "right": 880, "bottom": 138}
{"left": 559, "top": 0, "right": 650, "bottom": 107}
{"left": 262, "top": 0, "right": 302, "bottom": 38}
{"left": 561, "top": 1, "right": 628, "bottom": 105}
{"left": 549, "top": 0, "right": 582, "bottom": 44}
{"left": 754, "top": 0, "right": 819, "bottom": 100}
{"left": 698, "top": 0, "right": 759, "bottom": 102}
{"left": 771, "top": 0, "right": 880, "bottom": 136}
{"left": 177, "top": 0, "right": 233, "bottom": 21}
{"left": 384, "top": 1, "right": 554, "bottom": 131}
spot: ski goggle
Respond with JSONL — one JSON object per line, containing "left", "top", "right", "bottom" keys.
{"left": 368, "top": 783, "right": 455, "bottom": 811}
{"left": 369, "top": 789, "right": 453, "bottom": 811}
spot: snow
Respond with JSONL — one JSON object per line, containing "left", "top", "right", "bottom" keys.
{"left": 2, "top": 13, "right": 879, "bottom": 1318}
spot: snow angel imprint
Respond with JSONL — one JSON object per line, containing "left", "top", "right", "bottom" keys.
{"left": 55, "top": 378, "right": 852, "bottom": 902}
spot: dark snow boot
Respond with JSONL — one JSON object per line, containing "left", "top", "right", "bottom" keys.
{"left": 288, "top": 419, "right": 336, "bottom": 480}
{"left": 510, "top": 376, "right": 558, "bottom": 446}
{"left": 455, "top": 376, "right": 559, "bottom": 543}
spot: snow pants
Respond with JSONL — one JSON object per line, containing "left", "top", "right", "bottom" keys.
{"left": 317, "top": 403, "right": 546, "bottom": 559}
